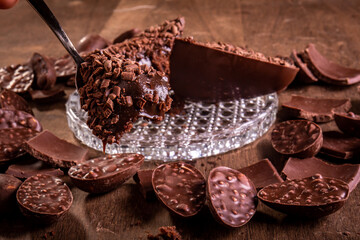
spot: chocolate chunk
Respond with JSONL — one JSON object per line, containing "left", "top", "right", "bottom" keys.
{"left": 68, "top": 153, "right": 144, "bottom": 193}
{"left": 0, "top": 89, "right": 33, "bottom": 115}
{"left": 77, "top": 34, "right": 110, "bottom": 53}
{"left": 152, "top": 162, "right": 206, "bottom": 217}
{"left": 133, "top": 169, "right": 155, "bottom": 200}
{"left": 0, "top": 63, "right": 34, "bottom": 93}
{"left": 282, "top": 157, "right": 360, "bottom": 192}
{"left": 207, "top": 166, "right": 257, "bottom": 227}
{"left": 30, "top": 52, "right": 56, "bottom": 90}
{"left": 258, "top": 175, "right": 349, "bottom": 218}
{"left": 54, "top": 55, "right": 76, "bottom": 79}
{"left": 282, "top": 95, "right": 351, "bottom": 123}
{"left": 29, "top": 87, "right": 66, "bottom": 103}
{"left": 271, "top": 120, "right": 323, "bottom": 158}
{"left": 0, "top": 109, "right": 42, "bottom": 132}
{"left": 170, "top": 38, "right": 298, "bottom": 101}
{"left": 147, "top": 226, "right": 182, "bottom": 240}
{"left": 290, "top": 50, "right": 318, "bottom": 84}
{"left": 24, "top": 130, "right": 88, "bottom": 168}
{"left": 334, "top": 112, "right": 360, "bottom": 138}
{"left": 0, "top": 173, "right": 22, "bottom": 213}
{"left": 113, "top": 28, "right": 141, "bottom": 44}
{"left": 239, "top": 159, "right": 283, "bottom": 190}
{"left": 16, "top": 174, "right": 73, "bottom": 223}
{"left": 320, "top": 131, "right": 360, "bottom": 160}
{"left": 0, "top": 128, "right": 38, "bottom": 164}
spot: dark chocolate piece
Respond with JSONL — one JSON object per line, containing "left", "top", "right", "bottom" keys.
{"left": 68, "top": 153, "right": 144, "bottom": 193}
{"left": 0, "top": 89, "right": 33, "bottom": 115}
{"left": 30, "top": 52, "right": 56, "bottom": 90}
{"left": 207, "top": 166, "right": 257, "bottom": 228}
{"left": 113, "top": 28, "right": 141, "bottom": 44}
{"left": 147, "top": 226, "right": 182, "bottom": 240}
{"left": 258, "top": 175, "right": 349, "bottom": 218}
{"left": 133, "top": 169, "right": 155, "bottom": 200}
{"left": 54, "top": 55, "right": 76, "bottom": 79}
{"left": 0, "top": 63, "right": 34, "bottom": 93}
{"left": 0, "top": 109, "right": 42, "bottom": 132}
{"left": 334, "top": 112, "right": 360, "bottom": 138}
{"left": 302, "top": 44, "right": 360, "bottom": 85}
{"left": 77, "top": 34, "right": 110, "bottom": 53}
{"left": 29, "top": 87, "right": 66, "bottom": 103}
{"left": 290, "top": 50, "right": 318, "bottom": 84}
{"left": 282, "top": 157, "right": 360, "bottom": 192}
{"left": 320, "top": 131, "right": 360, "bottom": 160}
{"left": 152, "top": 162, "right": 206, "bottom": 217}
{"left": 271, "top": 120, "right": 323, "bottom": 158}
{"left": 24, "top": 130, "right": 88, "bottom": 168}
{"left": 239, "top": 159, "right": 283, "bottom": 190}
{"left": 282, "top": 95, "right": 351, "bottom": 123}
{"left": 16, "top": 174, "right": 73, "bottom": 223}
{"left": 170, "top": 38, "right": 298, "bottom": 101}
{"left": 0, "top": 173, "right": 22, "bottom": 213}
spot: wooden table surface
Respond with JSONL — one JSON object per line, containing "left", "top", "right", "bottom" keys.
{"left": 1, "top": 0, "right": 360, "bottom": 239}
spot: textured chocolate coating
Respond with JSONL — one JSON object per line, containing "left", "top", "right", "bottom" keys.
{"left": 320, "top": 131, "right": 360, "bottom": 160}
{"left": 282, "top": 157, "right": 360, "bottom": 192}
{"left": 239, "top": 159, "right": 283, "bottom": 190}
{"left": 290, "top": 50, "right": 318, "bottom": 84}
{"left": 133, "top": 169, "right": 155, "bottom": 200}
{"left": 77, "top": 34, "right": 110, "bottom": 53}
{"left": 0, "top": 173, "right": 22, "bottom": 213}
{"left": 30, "top": 52, "right": 56, "bottom": 90}
{"left": 258, "top": 175, "right": 349, "bottom": 218}
{"left": 113, "top": 28, "right": 141, "bottom": 44}
{"left": 271, "top": 120, "right": 323, "bottom": 158}
{"left": 334, "top": 112, "right": 360, "bottom": 138}
{"left": 0, "top": 109, "right": 42, "bottom": 132}
{"left": 0, "top": 63, "right": 34, "bottom": 93}
{"left": 68, "top": 153, "right": 144, "bottom": 193}
{"left": 24, "top": 130, "right": 88, "bottom": 168}
{"left": 282, "top": 95, "right": 351, "bottom": 123}
{"left": 207, "top": 166, "right": 257, "bottom": 228}
{"left": 29, "top": 88, "right": 66, "bottom": 103}
{"left": 152, "top": 162, "right": 206, "bottom": 217}
{"left": 0, "top": 89, "right": 33, "bottom": 115}
{"left": 16, "top": 174, "right": 73, "bottom": 223}
{"left": 170, "top": 38, "right": 298, "bottom": 101}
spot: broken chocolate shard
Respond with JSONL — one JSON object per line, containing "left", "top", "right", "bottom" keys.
{"left": 0, "top": 173, "right": 22, "bottom": 213}
{"left": 30, "top": 52, "right": 57, "bottom": 90}
{"left": 133, "top": 169, "right": 156, "bottom": 200}
{"left": 334, "top": 112, "right": 360, "bottom": 138}
{"left": 0, "top": 109, "right": 42, "bottom": 132}
{"left": 0, "top": 89, "right": 33, "bottom": 115}
{"left": 0, "top": 63, "right": 34, "bottom": 93}
{"left": 290, "top": 50, "right": 318, "bottom": 84}
{"left": 282, "top": 95, "right": 351, "bottom": 123}
{"left": 320, "top": 131, "right": 360, "bottom": 160}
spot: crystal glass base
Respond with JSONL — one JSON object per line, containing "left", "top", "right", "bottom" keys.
{"left": 66, "top": 91, "right": 278, "bottom": 161}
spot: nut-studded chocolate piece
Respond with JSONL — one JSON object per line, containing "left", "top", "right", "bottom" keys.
{"left": 271, "top": 120, "right": 323, "bottom": 158}
{"left": 0, "top": 89, "right": 33, "bottom": 115}
{"left": 30, "top": 52, "right": 56, "bottom": 90}
{"left": 16, "top": 174, "right": 73, "bottom": 223}
{"left": 68, "top": 153, "right": 144, "bottom": 193}
{"left": 0, "top": 109, "right": 42, "bottom": 132}
{"left": 334, "top": 112, "right": 360, "bottom": 138}
{"left": 320, "top": 131, "right": 360, "bottom": 160}
{"left": 207, "top": 166, "right": 257, "bottom": 228}
{"left": 0, "top": 63, "right": 34, "bottom": 93}
{"left": 258, "top": 174, "right": 349, "bottom": 218}
{"left": 0, "top": 173, "right": 22, "bottom": 213}
{"left": 152, "top": 162, "right": 206, "bottom": 217}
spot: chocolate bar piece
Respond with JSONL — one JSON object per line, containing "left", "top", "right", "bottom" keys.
{"left": 30, "top": 52, "right": 56, "bottom": 90}
{"left": 0, "top": 173, "right": 22, "bottom": 213}
{"left": 29, "top": 87, "right": 66, "bottom": 103}
{"left": 282, "top": 157, "right": 360, "bottom": 192}
{"left": 239, "top": 159, "right": 283, "bottom": 190}
{"left": 0, "top": 63, "right": 34, "bottom": 93}
{"left": 133, "top": 169, "right": 155, "bottom": 200}
{"left": 271, "top": 120, "right": 323, "bottom": 158}
{"left": 152, "top": 162, "right": 206, "bottom": 217}
{"left": 258, "top": 174, "right": 349, "bottom": 218}
{"left": 16, "top": 174, "right": 73, "bottom": 223}
{"left": 334, "top": 112, "right": 360, "bottom": 138}
{"left": 290, "top": 50, "right": 318, "bottom": 84}
{"left": 282, "top": 95, "right": 351, "bottom": 123}
{"left": 0, "top": 109, "right": 42, "bottom": 132}
{"left": 320, "top": 131, "right": 360, "bottom": 160}
{"left": 207, "top": 166, "right": 257, "bottom": 228}
{"left": 24, "top": 130, "right": 88, "bottom": 168}
{"left": 68, "top": 153, "right": 144, "bottom": 193}
{"left": 0, "top": 89, "right": 33, "bottom": 115}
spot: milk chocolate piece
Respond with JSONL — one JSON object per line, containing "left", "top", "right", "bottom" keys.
{"left": 16, "top": 174, "right": 73, "bottom": 223}
{"left": 77, "top": 34, "right": 110, "bottom": 53}
{"left": 170, "top": 38, "right": 298, "bottom": 101}
{"left": 271, "top": 120, "right": 323, "bottom": 158}
{"left": 282, "top": 157, "right": 360, "bottom": 192}
{"left": 0, "top": 173, "right": 22, "bottom": 213}
{"left": 0, "top": 63, "right": 34, "bottom": 93}
{"left": 282, "top": 95, "right": 351, "bottom": 123}
{"left": 302, "top": 44, "right": 360, "bottom": 85}
{"left": 0, "top": 89, "right": 33, "bottom": 115}
{"left": 320, "top": 131, "right": 360, "bottom": 160}
{"left": 68, "top": 153, "right": 144, "bottom": 193}
{"left": 207, "top": 166, "right": 257, "bottom": 227}
{"left": 113, "top": 28, "right": 141, "bottom": 44}
{"left": 239, "top": 159, "right": 283, "bottom": 190}
{"left": 258, "top": 175, "right": 349, "bottom": 218}
{"left": 152, "top": 162, "right": 206, "bottom": 217}
{"left": 30, "top": 52, "right": 56, "bottom": 90}
{"left": 290, "top": 50, "right": 318, "bottom": 84}
{"left": 24, "top": 130, "right": 88, "bottom": 168}
{"left": 334, "top": 112, "right": 360, "bottom": 138}
{"left": 0, "top": 109, "right": 42, "bottom": 132}
{"left": 133, "top": 169, "right": 155, "bottom": 200}
{"left": 29, "top": 87, "right": 66, "bottom": 103}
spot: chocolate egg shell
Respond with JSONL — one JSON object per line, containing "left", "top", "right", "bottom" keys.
{"left": 320, "top": 131, "right": 360, "bottom": 160}
{"left": 16, "top": 174, "right": 73, "bottom": 224}
{"left": 334, "top": 112, "right": 360, "bottom": 138}
{"left": 207, "top": 166, "right": 257, "bottom": 228}
{"left": 257, "top": 175, "right": 349, "bottom": 218}
{"left": 68, "top": 153, "right": 144, "bottom": 193}
{"left": 0, "top": 89, "right": 33, "bottom": 115}
{"left": 0, "top": 109, "right": 42, "bottom": 132}
{"left": 152, "top": 162, "right": 206, "bottom": 217}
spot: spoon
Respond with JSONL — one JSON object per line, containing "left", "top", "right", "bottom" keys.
{"left": 26, "top": 0, "right": 84, "bottom": 89}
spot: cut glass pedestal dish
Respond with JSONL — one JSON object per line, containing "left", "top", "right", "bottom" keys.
{"left": 66, "top": 91, "right": 278, "bottom": 161}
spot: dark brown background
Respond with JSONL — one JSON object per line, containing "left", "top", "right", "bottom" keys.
{"left": 0, "top": 0, "right": 360, "bottom": 239}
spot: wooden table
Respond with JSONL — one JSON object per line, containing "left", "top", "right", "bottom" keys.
{"left": 1, "top": 0, "right": 360, "bottom": 239}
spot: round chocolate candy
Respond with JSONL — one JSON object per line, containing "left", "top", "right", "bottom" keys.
{"left": 0, "top": 109, "right": 42, "bottom": 132}
{"left": 0, "top": 89, "right": 33, "bottom": 115}
{"left": 152, "top": 162, "right": 206, "bottom": 217}
{"left": 207, "top": 166, "right": 257, "bottom": 228}
{"left": 271, "top": 119, "right": 322, "bottom": 158}
{"left": 257, "top": 174, "right": 349, "bottom": 218}
{"left": 0, "top": 173, "right": 22, "bottom": 213}
{"left": 68, "top": 153, "right": 144, "bottom": 193}
{"left": 16, "top": 174, "right": 73, "bottom": 223}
